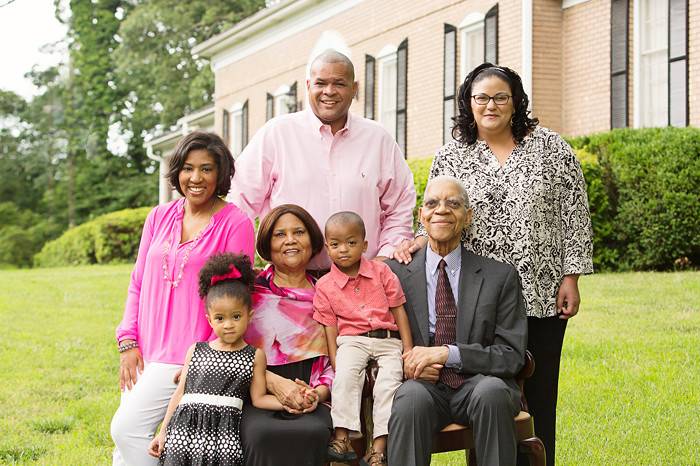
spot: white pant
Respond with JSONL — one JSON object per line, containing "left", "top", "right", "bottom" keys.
{"left": 111, "top": 361, "right": 182, "bottom": 466}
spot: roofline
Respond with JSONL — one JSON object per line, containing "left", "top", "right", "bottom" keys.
{"left": 176, "top": 104, "right": 215, "bottom": 126}
{"left": 192, "top": 0, "right": 315, "bottom": 58}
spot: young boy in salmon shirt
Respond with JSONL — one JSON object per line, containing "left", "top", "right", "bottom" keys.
{"left": 313, "top": 211, "right": 413, "bottom": 466}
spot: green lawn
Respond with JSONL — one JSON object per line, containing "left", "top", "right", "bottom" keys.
{"left": 1, "top": 266, "right": 698, "bottom": 465}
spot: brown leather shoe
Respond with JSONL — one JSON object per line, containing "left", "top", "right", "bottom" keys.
{"left": 327, "top": 436, "right": 357, "bottom": 462}
{"left": 359, "top": 449, "right": 387, "bottom": 466}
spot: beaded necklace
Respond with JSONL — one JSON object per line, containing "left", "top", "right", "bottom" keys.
{"left": 161, "top": 199, "right": 216, "bottom": 288}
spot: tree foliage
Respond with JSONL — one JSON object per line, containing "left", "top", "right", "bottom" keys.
{"left": 1, "top": 1, "right": 265, "bottom": 267}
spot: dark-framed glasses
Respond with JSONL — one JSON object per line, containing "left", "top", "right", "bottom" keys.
{"left": 471, "top": 93, "right": 512, "bottom": 106}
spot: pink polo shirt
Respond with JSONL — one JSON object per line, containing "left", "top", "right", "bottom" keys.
{"left": 227, "top": 109, "right": 416, "bottom": 269}
{"left": 313, "top": 258, "right": 406, "bottom": 336}
{"left": 116, "top": 199, "right": 255, "bottom": 364}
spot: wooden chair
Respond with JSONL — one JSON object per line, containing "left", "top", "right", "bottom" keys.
{"left": 348, "top": 351, "right": 545, "bottom": 466}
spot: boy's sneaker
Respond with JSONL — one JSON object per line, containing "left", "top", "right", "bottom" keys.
{"left": 327, "top": 436, "right": 358, "bottom": 462}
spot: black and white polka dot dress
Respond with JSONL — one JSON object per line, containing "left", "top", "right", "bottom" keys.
{"left": 160, "top": 342, "right": 255, "bottom": 466}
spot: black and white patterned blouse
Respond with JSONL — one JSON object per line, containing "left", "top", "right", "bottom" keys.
{"left": 418, "top": 126, "right": 594, "bottom": 318}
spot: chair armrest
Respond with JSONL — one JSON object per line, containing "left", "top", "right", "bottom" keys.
{"left": 517, "top": 350, "right": 535, "bottom": 412}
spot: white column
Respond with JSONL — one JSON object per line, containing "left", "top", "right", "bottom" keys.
{"left": 521, "top": 0, "right": 533, "bottom": 107}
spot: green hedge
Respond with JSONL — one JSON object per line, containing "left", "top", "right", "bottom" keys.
{"left": 34, "top": 207, "right": 152, "bottom": 267}
{"left": 568, "top": 127, "right": 699, "bottom": 271}
{"left": 409, "top": 127, "right": 699, "bottom": 271}
{"left": 35, "top": 128, "right": 699, "bottom": 272}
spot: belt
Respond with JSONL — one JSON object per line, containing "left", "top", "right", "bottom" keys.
{"left": 361, "top": 329, "right": 401, "bottom": 339}
{"left": 307, "top": 268, "right": 330, "bottom": 279}
{"left": 180, "top": 393, "right": 243, "bottom": 410}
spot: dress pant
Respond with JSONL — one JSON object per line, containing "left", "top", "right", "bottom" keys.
{"left": 331, "top": 335, "right": 403, "bottom": 438}
{"left": 388, "top": 375, "right": 520, "bottom": 466}
{"left": 111, "top": 361, "right": 182, "bottom": 466}
{"left": 517, "top": 316, "right": 568, "bottom": 466}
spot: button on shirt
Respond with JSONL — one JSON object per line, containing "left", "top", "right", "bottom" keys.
{"left": 313, "top": 258, "right": 406, "bottom": 336}
{"left": 228, "top": 109, "right": 416, "bottom": 269}
{"left": 425, "top": 245, "right": 462, "bottom": 368}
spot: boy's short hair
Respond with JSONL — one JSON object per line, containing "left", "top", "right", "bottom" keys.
{"left": 325, "top": 211, "right": 366, "bottom": 239}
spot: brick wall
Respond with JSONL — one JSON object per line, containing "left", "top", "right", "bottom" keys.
{"left": 532, "top": 0, "right": 563, "bottom": 132}
{"left": 562, "top": 0, "right": 610, "bottom": 136}
{"left": 214, "top": 0, "right": 522, "bottom": 159}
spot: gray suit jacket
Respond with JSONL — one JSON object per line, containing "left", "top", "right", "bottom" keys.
{"left": 387, "top": 245, "right": 527, "bottom": 379}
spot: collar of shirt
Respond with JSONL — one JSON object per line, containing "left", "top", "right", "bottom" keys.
{"left": 305, "top": 108, "right": 352, "bottom": 137}
{"left": 328, "top": 256, "right": 374, "bottom": 289}
{"left": 425, "top": 244, "right": 462, "bottom": 279}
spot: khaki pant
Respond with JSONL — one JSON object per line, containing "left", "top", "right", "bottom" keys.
{"left": 331, "top": 335, "right": 403, "bottom": 438}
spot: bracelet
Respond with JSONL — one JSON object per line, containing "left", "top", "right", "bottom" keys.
{"left": 118, "top": 341, "right": 139, "bottom": 353}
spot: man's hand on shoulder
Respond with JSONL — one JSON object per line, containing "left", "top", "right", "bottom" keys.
{"left": 402, "top": 346, "right": 449, "bottom": 380}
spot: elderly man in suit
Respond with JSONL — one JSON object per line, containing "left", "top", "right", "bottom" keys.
{"left": 386, "top": 175, "right": 527, "bottom": 466}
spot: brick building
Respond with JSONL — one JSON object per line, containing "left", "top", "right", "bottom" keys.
{"left": 147, "top": 0, "right": 697, "bottom": 203}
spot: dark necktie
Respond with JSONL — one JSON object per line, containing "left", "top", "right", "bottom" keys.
{"left": 434, "top": 259, "right": 465, "bottom": 389}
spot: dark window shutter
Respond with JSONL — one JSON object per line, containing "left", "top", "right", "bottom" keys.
{"left": 610, "top": 0, "right": 629, "bottom": 128}
{"left": 443, "top": 24, "right": 457, "bottom": 144}
{"left": 241, "top": 100, "right": 249, "bottom": 148}
{"left": 668, "top": 0, "right": 688, "bottom": 127}
{"left": 365, "top": 55, "right": 376, "bottom": 119}
{"left": 484, "top": 5, "right": 498, "bottom": 64}
{"left": 222, "top": 109, "right": 230, "bottom": 145}
{"left": 266, "top": 93, "right": 274, "bottom": 121}
{"left": 396, "top": 38, "right": 408, "bottom": 157}
{"left": 288, "top": 82, "right": 298, "bottom": 113}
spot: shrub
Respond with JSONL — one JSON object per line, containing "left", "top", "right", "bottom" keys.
{"left": 407, "top": 157, "right": 433, "bottom": 230}
{"left": 568, "top": 127, "right": 699, "bottom": 270}
{"left": 34, "top": 207, "right": 151, "bottom": 268}
{"left": 0, "top": 203, "right": 61, "bottom": 268}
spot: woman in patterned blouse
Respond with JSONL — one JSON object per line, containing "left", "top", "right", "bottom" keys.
{"left": 394, "top": 63, "right": 593, "bottom": 466}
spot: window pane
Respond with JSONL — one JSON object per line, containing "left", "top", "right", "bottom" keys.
{"left": 462, "top": 26, "right": 484, "bottom": 76}
{"left": 669, "top": 59, "right": 687, "bottom": 127}
{"left": 231, "top": 112, "right": 243, "bottom": 156}
{"left": 669, "top": 0, "right": 686, "bottom": 59}
{"left": 640, "top": 0, "right": 668, "bottom": 127}
{"left": 611, "top": 74, "right": 627, "bottom": 128}
{"left": 379, "top": 57, "right": 397, "bottom": 138}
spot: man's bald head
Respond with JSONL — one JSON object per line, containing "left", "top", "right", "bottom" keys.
{"left": 310, "top": 49, "right": 355, "bottom": 82}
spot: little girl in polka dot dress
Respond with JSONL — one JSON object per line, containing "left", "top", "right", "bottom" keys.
{"left": 148, "top": 253, "right": 283, "bottom": 465}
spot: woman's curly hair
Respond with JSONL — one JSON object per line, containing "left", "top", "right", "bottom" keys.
{"left": 198, "top": 253, "right": 255, "bottom": 309}
{"left": 452, "top": 63, "right": 539, "bottom": 145}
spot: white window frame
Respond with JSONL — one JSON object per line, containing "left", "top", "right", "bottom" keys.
{"left": 459, "top": 12, "right": 485, "bottom": 79}
{"left": 273, "top": 84, "right": 295, "bottom": 117}
{"left": 376, "top": 44, "right": 398, "bottom": 139}
{"left": 633, "top": 0, "right": 669, "bottom": 127}
{"left": 228, "top": 102, "right": 244, "bottom": 157}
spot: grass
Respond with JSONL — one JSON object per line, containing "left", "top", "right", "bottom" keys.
{"left": 0, "top": 266, "right": 698, "bottom": 465}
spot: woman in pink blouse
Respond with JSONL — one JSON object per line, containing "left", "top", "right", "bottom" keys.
{"left": 242, "top": 204, "right": 334, "bottom": 466}
{"left": 110, "top": 131, "right": 254, "bottom": 466}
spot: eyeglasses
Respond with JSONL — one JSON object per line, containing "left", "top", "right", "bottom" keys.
{"left": 471, "top": 93, "right": 512, "bottom": 106}
{"left": 422, "top": 198, "right": 467, "bottom": 211}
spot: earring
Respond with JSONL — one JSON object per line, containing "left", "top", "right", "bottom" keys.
{"left": 510, "top": 116, "right": 514, "bottom": 127}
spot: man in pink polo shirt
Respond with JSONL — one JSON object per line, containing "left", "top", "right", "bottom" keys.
{"left": 227, "top": 50, "right": 416, "bottom": 271}
{"left": 313, "top": 212, "right": 413, "bottom": 466}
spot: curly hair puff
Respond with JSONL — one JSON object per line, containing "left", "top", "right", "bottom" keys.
{"left": 198, "top": 253, "right": 255, "bottom": 310}
{"left": 452, "top": 63, "right": 539, "bottom": 145}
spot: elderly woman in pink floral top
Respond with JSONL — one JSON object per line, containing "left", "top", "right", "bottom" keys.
{"left": 242, "top": 204, "right": 334, "bottom": 466}
{"left": 110, "top": 132, "right": 254, "bottom": 466}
